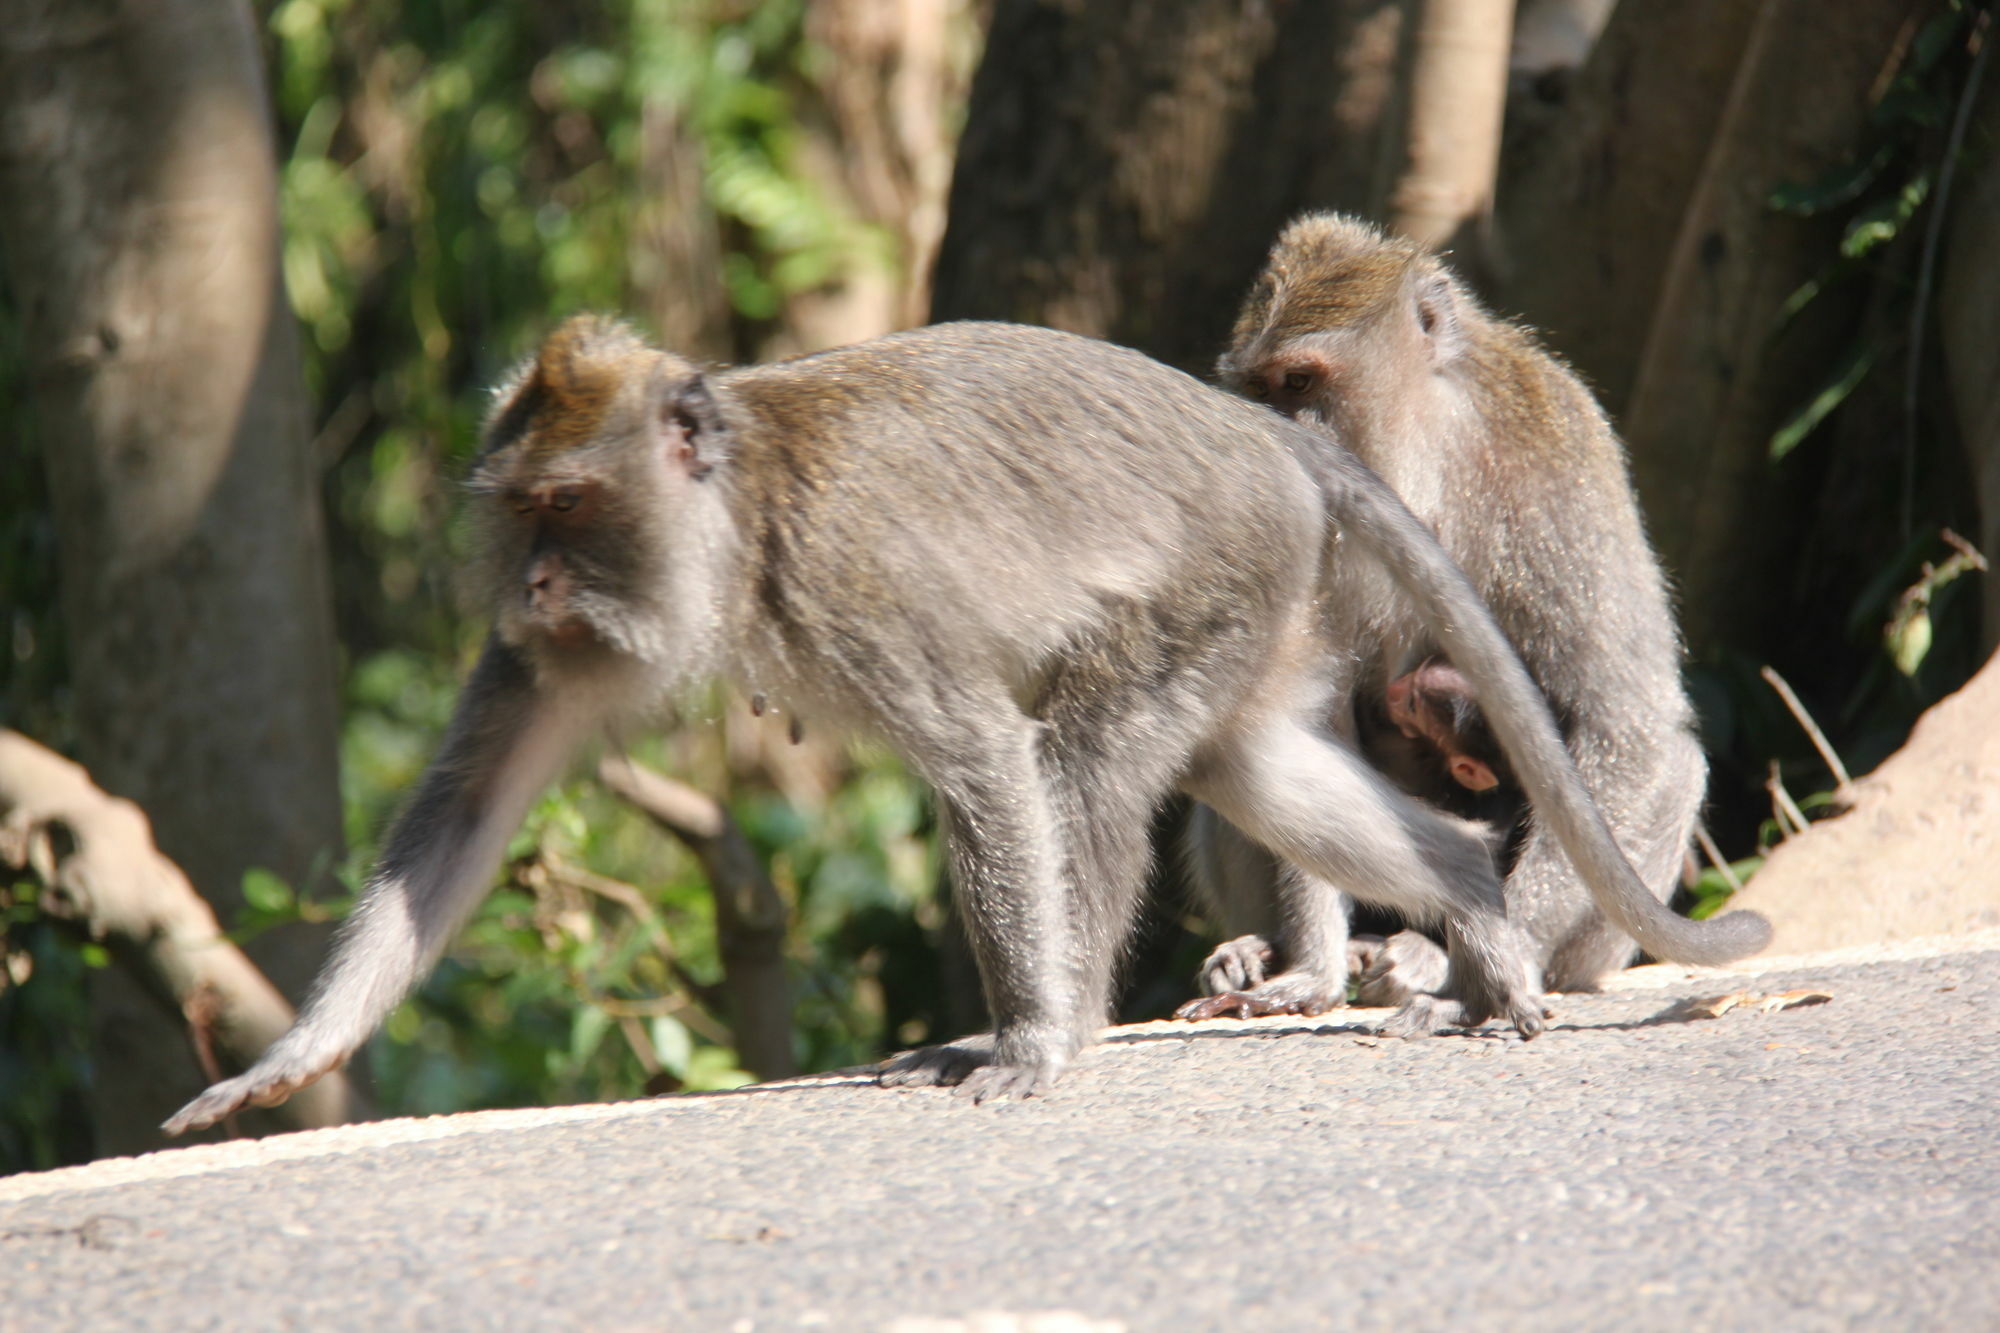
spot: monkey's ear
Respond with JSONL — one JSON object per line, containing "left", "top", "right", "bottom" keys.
{"left": 657, "top": 371, "right": 726, "bottom": 481}
{"left": 1449, "top": 754, "right": 1500, "bottom": 793}
{"left": 1412, "top": 271, "right": 1468, "bottom": 368}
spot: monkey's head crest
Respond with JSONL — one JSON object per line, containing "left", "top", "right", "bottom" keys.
{"left": 1257, "top": 213, "right": 1428, "bottom": 339}
{"left": 484, "top": 315, "right": 703, "bottom": 463}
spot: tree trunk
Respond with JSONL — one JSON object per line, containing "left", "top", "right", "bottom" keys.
{"left": 1938, "top": 58, "right": 2000, "bottom": 651}
{"left": 1605, "top": 0, "right": 1928, "bottom": 654}
{"left": 1494, "top": 0, "right": 1763, "bottom": 416}
{"left": 0, "top": 0, "right": 347, "bottom": 1152}
{"left": 931, "top": 0, "right": 1403, "bottom": 372}
{"left": 1378, "top": 0, "right": 1517, "bottom": 261}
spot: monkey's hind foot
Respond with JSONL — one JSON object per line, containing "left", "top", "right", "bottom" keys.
{"left": 1380, "top": 990, "right": 1546, "bottom": 1041}
{"left": 1173, "top": 971, "right": 1343, "bottom": 1022}
{"left": 1194, "top": 934, "right": 1277, "bottom": 995}
{"left": 1352, "top": 929, "right": 1451, "bottom": 1008}
{"left": 954, "top": 1062, "right": 1059, "bottom": 1104}
{"left": 878, "top": 1035, "right": 1060, "bottom": 1103}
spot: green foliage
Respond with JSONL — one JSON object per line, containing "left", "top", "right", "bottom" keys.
{"left": 0, "top": 891, "right": 97, "bottom": 1172}
{"left": 1763, "top": 2, "right": 1976, "bottom": 461}
{"left": 1688, "top": 857, "right": 1763, "bottom": 921}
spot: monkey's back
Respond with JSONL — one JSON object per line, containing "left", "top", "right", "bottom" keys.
{"left": 715, "top": 322, "right": 1328, "bottom": 722}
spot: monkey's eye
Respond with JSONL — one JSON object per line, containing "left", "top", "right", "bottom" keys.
{"left": 1283, "top": 371, "right": 1313, "bottom": 394}
{"left": 1246, "top": 380, "right": 1270, "bottom": 399}
{"left": 512, "top": 498, "right": 535, "bottom": 516}
{"left": 548, "top": 489, "right": 580, "bottom": 513}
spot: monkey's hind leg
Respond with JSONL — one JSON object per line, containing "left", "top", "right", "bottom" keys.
{"left": 1186, "top": 716, "right": 1544, "bottom": 1039}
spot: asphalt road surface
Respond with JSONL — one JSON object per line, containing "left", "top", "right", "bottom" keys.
{"left": 5, "top": 931, "right": 1996, "bottom": 1332}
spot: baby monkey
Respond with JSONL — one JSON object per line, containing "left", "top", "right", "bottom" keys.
{"left": 1372, "top": 657, "right": 1515, "bottom": 809}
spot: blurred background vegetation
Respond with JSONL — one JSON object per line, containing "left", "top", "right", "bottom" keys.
{"left": 3, "top": 0, "right": 1996, "bottom": 1172}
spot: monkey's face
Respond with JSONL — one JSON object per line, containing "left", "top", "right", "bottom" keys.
{"left": 1383, "top": 661, "right": 1504, "bottom": 793}
{"left": 470, "top": 441, "right": 674, "bottom": 663}
{"left": 1225, "top": 267, "right": 1457, "bottom": 450}
{"left": 465, "top": 318, "right": 734, "bottom": 680}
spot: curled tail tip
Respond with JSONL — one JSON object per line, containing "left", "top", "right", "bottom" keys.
{"left": 1644, "top": 906, "right": 1773, "bottom": 967}
{"left": 1714, "top": 907, "right": 1776, "bottom": 957}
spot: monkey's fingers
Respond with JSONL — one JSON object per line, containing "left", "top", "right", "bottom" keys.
{"left": 1173, "top": 989, "right": 1328, "bottom": 1022}
{"left": 1380, "top": 990, "right": 1546, "bottom": 1041}
{"left": 160, "top": 1058, "right": 335, "bottom": 1136}
{"left": 1174, "top": 992, "right": 1259, "bottom": 1021}
{"left": 1195, "top": 934, "right": 1277, "bottom": 995}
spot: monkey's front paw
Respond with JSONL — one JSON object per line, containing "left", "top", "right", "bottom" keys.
{"left": 1354, "top": 930, "right": 1451, "bottom": 1007}
{"left": 1196, "top": 934, "right": 1277, "bottom": 995}
{"left": 879, "top": 1034, "right": 995, "bottom": 1089}
{"left": 954, "top": 1062, "right": 1058, "bottom": 1104}
{"left": 1380, "top": 993, "right": 1459, "bottom": 1038}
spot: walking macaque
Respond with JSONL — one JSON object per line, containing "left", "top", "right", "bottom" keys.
{"left": 167, "top": 316, "right": 1764, "bottom": 1134}
{"left": 1188, "top": 212, "right": 1711, "bottom": 1016}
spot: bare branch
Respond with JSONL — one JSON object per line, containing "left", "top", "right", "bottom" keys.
{"left": 598, "top": 755, "right": 796, "bottom": 1079}
{"left": 1692, "top": 824, "right": 1745, "bottom": 894}
{"left": 0, "top": 730, "right": 354, "bottom": 1133}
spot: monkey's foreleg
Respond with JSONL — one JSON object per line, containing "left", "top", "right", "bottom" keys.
{"left": 164, "top": 638, "right": 593, "bottom": 1135}
{"left": 879, "top": 731, "right": 1080, "bottom": 1101}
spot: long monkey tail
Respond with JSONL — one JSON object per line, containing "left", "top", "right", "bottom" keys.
{"left": 1288, "top": 424, "right": 1772, "bottom": 966}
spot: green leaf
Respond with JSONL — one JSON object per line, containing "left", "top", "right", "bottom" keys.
{"left": 570, "top": 1004, "right": 613, "bottom": 1063}
{"left": 241, "top": 868, "right": 295, "bottom": 915}
{"left": 685, "top": 1045, "right": 754, "bottom": 1091}
{"left": 1769, "top": 144, "right": 1893, "bottom": 215}
{"left": 1688, "top": 857, "right": 1764, "bottom": 918}
{"left": 1770, "top": 344, "right": 1876, "bottom": 461}
{"left": 1839, "top": 173, "right": 1932, "bottom": 259}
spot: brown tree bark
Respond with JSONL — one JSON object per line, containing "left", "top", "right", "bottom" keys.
{"left": 931, "top": 0, "right": 1403, "bottom": 372}
{"left": 0, "top": 0, "right": 347, "bottom": 1152}
{"left": 1592, "top": 0, "right": 1927, "bottom": 654}
{"left": 1938, "top": 55, "right": 2000, "bottom": 650}
{"left": 1378, "top": 0, "right": 1517, "bottom": 259}
{"left": 1496, "top": 0, "right": 1928, "bottom": 652}
{"left": 1494, "top": 0, "right": 1763, "bottom": 416}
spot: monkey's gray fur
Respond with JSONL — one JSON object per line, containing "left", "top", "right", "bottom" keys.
{"left": 1190, "top": 212, "right": 1719, "bottom": 1016}
{"left": 166, "top": 318, "right": 1765, "bottom": 1134}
